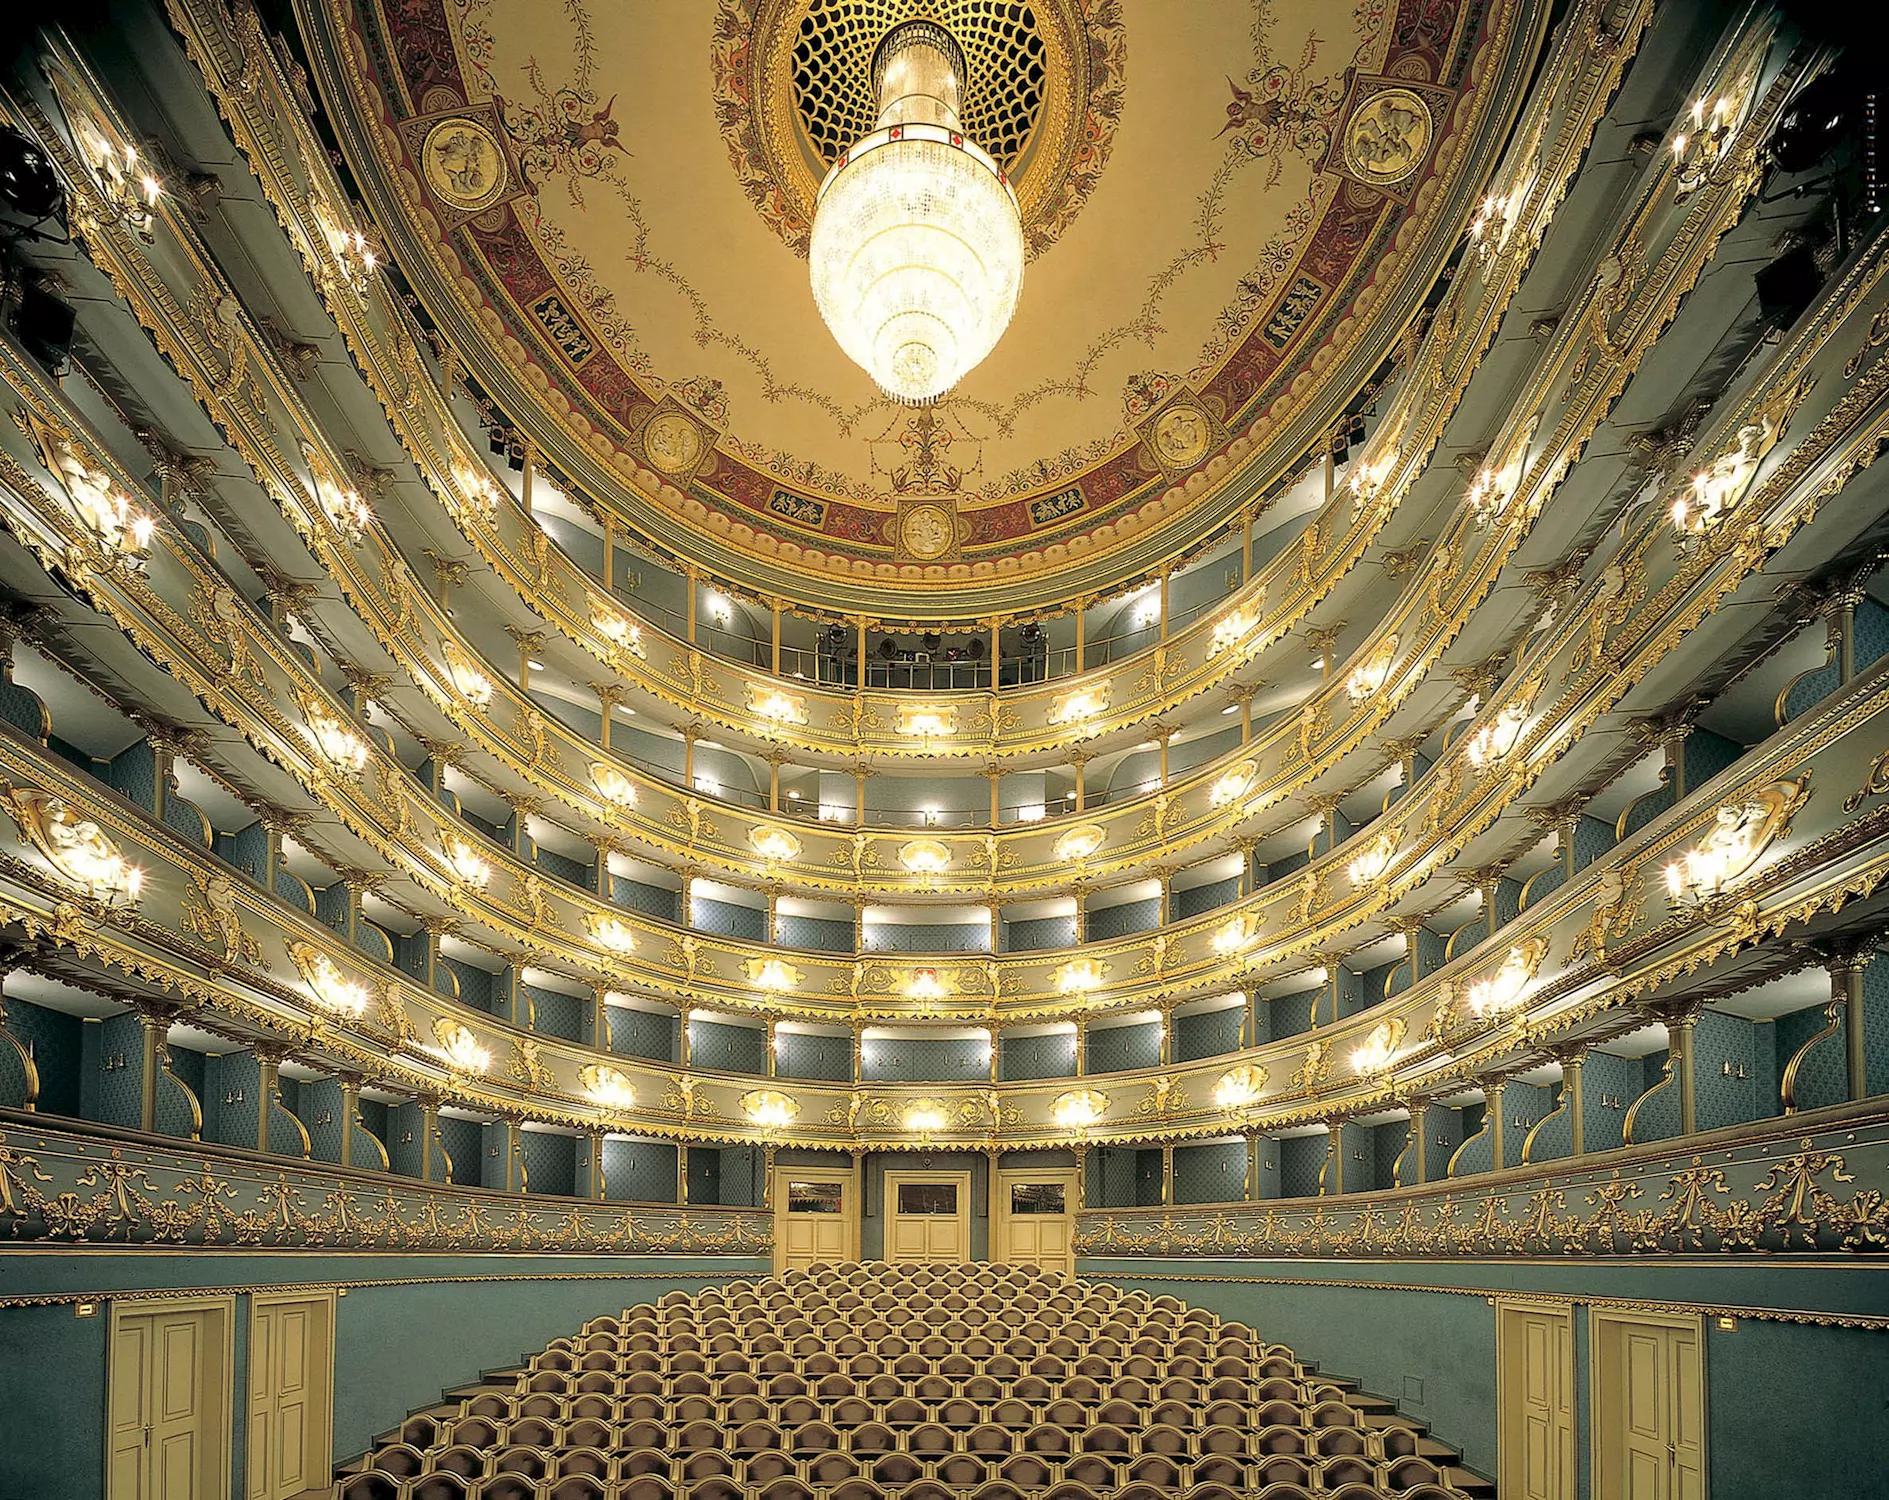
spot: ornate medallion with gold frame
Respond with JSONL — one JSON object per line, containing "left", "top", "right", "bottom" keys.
{"left": 396, "top": 102, "right": 527, "bottom": 229}
{"left": 1137, "top": 392, "right": 1226, "bottom": 479}
{"left": 894, "top": 497, "right": 962, "bottom": 563}
{"left": 637, "top": 399, "right": 715, "bottom": 480}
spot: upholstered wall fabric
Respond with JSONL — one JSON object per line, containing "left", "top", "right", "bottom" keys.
{"left": 1175, "top": 1006, "right": 1243, "bottom": 1062}
{"left": 608, "top": 1005, "right": 678, "bottom": 1063}
{"left": 1084, "top": 1259, "right": 1889, "bottom": 1500}
{"left": 861, "top": 1034, "right": 988, "bottom": 1082}
{"left": 603, "top": 1137, "right": 680, "bottom": 1203}
{"left": 999, "top": 1030, "right": 1077, "bottom": 1081}
{"left": 2, "top": 997, "right": 81, "bottom": 1115}
{"left": 1087, "top": 1019, "right": 1160, "bottom": 1075}
{"left": 0, "top": 1254, "right": 768, "bottom": 1500}
{"left": 776, "top": 1029, "right": 851, "bottom": 1080}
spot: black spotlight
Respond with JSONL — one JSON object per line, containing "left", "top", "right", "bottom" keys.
{"left": 15, "top": 281, "right": 75, "bottom": 374}
{"left": 0, "top": 125, "right": 65, "bottom": 232}
{"left": 1769, "top": 69, "right": 1864, "bottom": 178}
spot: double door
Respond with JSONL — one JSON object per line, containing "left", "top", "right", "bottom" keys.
{"left": 107, "top": 1299, "right": 232, "bottom": 1500}
{"left": 1593, "top": 1311, "right": 1705, "bottom": 1500}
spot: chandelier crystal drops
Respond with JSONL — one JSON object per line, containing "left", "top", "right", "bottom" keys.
{"left": 809, "top": 21, "right": 1025, "bottom": 404}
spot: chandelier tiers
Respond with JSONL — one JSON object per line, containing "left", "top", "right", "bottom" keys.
{"left": 809, "top": 20, "right": 1026, "bottom": 405}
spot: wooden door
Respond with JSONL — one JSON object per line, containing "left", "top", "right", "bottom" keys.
{"left": 108, "top": 1298, "right": 232, "bottom": 1500}
{"left": 1594, "top": 1310, "right": 1706, "bottom": 1500}
{"left": 1498, "top": 1300, "right": 1574, "bottom": 1500}
{"left": 247, "top": 1292, "right": 335, "bottom": 1499}
{"left": 776, "top": 1170, "right": 859, "bottom": 1273}
{"left": 995, "top": 1169, "right": 1077, "bottom": 1275}
{"left": 884, "top": 1170, "right": 971, "bottom": 1263}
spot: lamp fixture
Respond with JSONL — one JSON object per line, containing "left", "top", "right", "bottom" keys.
{"left": 5, "top": 790, "right": 144, "bottom": 904}
{"left": 1346, "top": 634, "right": 1399, "bottom": 701}
{"left": 300, "top": 698, "right": 369, "bottom": 780}
{"left": 907, "top": 966, "right": 950, "bottom": 1001}
{"left": 899, "top": 837, "right": 952, "bottom": 877}
{"left": 316, "top": 478, "right": 372, "bottom": 543}
{"left": 1050, "top": 688, "right": 1107, "bottom": 727}
{"left": 896, "top": 704, "right": 957, "bottom": 738}
{"left": 1465, "top": 938, "right": 1547, "bottom": 1018}
{"left": 1050, "top": 1087, "right": 1107, "bottom": 1133}
{"left": 743, "top": 1088, "right": 799, "bottom": 1132}
{"left": 749, "top": 957, "right": 800, "bottom": 992}
{"left": 1670, "top": 94, "right": 1739, "bottom": 199}
{"left": 432, "top": 1017, "right": 491, "bottom": 1075}
{"left": 588, "top": 913, "right": 638, "bottom": 954}
{"left": 590, "top": 762, "right": 638, "bottom": 808}
{"left": 1209, "top": 609, "right": 1259, "bottom": 659}
{"left": 1053, "top": 824, "right": 1106, "bottom": 863}
{"left": 64, "top": 461, "right": 156, "bottom": 562}
{"left": 1052, "top": 956, "right": 1107, "bottom": 995}
{"left": 750, "top": 825, "right": 802, "bottom": 863}
{"left": 1347, "top": 833, "right": 1397, "bottom": 889}
{"left": 443, "top": 645, "right": 494, "bottom": 708}
{"left": 591, "top": 602, "right": 646, "bottom": 657}
{"left": 580, "top": 1063, "right": 636, "bottom": 1111}
{"left": 1466, "top": 700, "right": 1530, "bottom": 769}
{"left": 1213, "top": 1063, "right": 1267, "bottom": 1113}
{"left": 903, "top": 1098, "right": 950, "bottom": 1137}
{"left": 809, "top": 21, "right": 1024, "bottom": 403}
{"left": 1671, "top": 420, "right": 1768, "bottom": 536}
{"left": 442, "top": 835, "right": 491, "bottom": 888}
{"left": 317, "top": 205, "right": 379, "bottom": 296}
{"left": 749, "top": 686, "right": 808, "bottom": 727}
{"left": 80, "top": 130, "right": 162, "bottom": 239}
{"left": 1210, "top": 761, "right": 1259, "bottom": 810}
{"left": 1663, "top": 780, "right": 1806, "bottom": 908}
{"left": 1350, "top": 1017, "right": 1405, "bottom": 1076}
{"left": 289, "top": 941, "right": 372, "bottom": 1018}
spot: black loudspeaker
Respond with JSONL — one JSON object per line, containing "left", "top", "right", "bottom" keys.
{"left": 15, "top": 282, "right": 75, "bottom": 373}
{"left": 0, "top": 125, "right": 64, "bottom": 226}
{"left": 1755, "top": 243, "right": 1824, "bottom": 329}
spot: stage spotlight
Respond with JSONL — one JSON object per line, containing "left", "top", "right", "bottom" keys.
{"left": 0, "top": 125, "right": 66, "bottom": 232}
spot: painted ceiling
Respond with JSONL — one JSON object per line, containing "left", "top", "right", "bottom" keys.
{"left": 311, "top": 0, "right": 1542, "bottom": 592}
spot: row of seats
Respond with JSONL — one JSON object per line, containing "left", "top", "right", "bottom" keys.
{"left": 333, "top": 1263, "right": 1491, "bottom": 1500}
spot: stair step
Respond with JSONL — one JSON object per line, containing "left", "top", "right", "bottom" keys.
{"left": 1447, "top": 1466, "right": 1498, "bottom": 1496}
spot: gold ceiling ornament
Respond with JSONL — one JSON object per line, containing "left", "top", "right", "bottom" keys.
{"left": 808, "top": 20, "right": 1024, "bottom": 401}
{"left": 1049, "top": 1087, "right": 1107, "bottom": 1134}
{"left": 579, "top": 1062, "right": 637, "bottom": 1111}
{"left": 714, "top": 0, "right": 1123, "bottom": 258}
{"left": 431, "top": 1016, "right": 492, "bottom": 1075}
{"left": 1339, "top": 88, "right": 1434, "bottom": 187}
{"left": 2, "top": 787, "right": 144, "bottom": 905}
{"left": 1664, "top": 778, "right": 1809, "bottom": 909}
{"left": 287, "top": 940, "right": 371, "bottom": 1018}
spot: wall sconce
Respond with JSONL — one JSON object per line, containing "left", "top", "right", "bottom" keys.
{"left": 100, "top": 1053, "right": 128, "bottom": 1073}
{"left": 1209, "top": 761, "right": 1258, "bottom": 810}
{"left": 1720, "top": 1061, "right": 1750, "bottom": 1080}
{"left": 747, "top": 957, "right": 800, "bottom": 993}
{"left": 1208, "top": 608, "right": 1258, "bottom": 659}
{"left": 580, "top": 1063, "right": 636, "bottom": 1111}
{"left": 590, "top": 601, "right": 646, "bottom": 658}
{"left": 1664, "top": 780, "right": 1806, "bottom": 909}
{"left": 899, "top": 838, "right": 952, "bottom": 879}
{"left": 400, "top": 1130, "right": 414, "bottom": 1144}
{"left": 289, "top": 941, "right": 371, "bottom": 1018}
{"left": 1671, "top": 419, "right": 1771, "bottom": 537}
{"left": 1211, "top": 913, "right": 1261, "bottom": 956}
{"left": 1467, "top": 184, "right": 1524, "bottom": 264}
{"left": 1345, "top": 634, "right": 1398, "bottom": 701}
{"left": 896, "top": 704, "right": 957, "bottom": 738}
{"left": 223, "top": 1088, "right": 246, "bottom": 1106}
{"left": 588, "top": 913, "right": 637, "bottom": 954}
{"left": 1465, "top": 938, "right": 1547, "bottom": 1018}
{"left": 442, "top": 835, "right": 492, "bottom": 888}
{"left": 1050, "top": 1088, "right": 1107, "bottom": 1134}
{"left": 1052, "top": 957, "right": 1107, "bottom": 995}
{"left": 90, "top": 134, "right": 164, "bottom": 237}
{"left": 906, "top": 967, "right": 950, "bottom": 1001}
{"left": 442, "top": 645, "right": 494, "bottom": 708}
{"left": 313, "top": 477, "right": 372, "bottom": 544}
{"left": 432, "top": 1017, "right": 491, "bottom": 1075}
{"left": 1213, "top": 1064, "right": 1267, "bottom": 1116}
{"left": 299, "top": 697, "right": 370, "bottom": 781}
{"left": 589, "top": 763, "right": 638, "bottom": 809}
{"left": 318, "top": 207, "right": 379, "bottom": 295}
{"left": 1049, "top": 687, "right": 1108, "bottom": 728}
{"left": 902, "top": 1098, "right": 950, "bottom": 1141}
{"left": 1466, "top": 700, "right": 1530, "bottom": 770}
{"left": 1347, "top": 833, "right": 1397, "bottom": 889}
{"left": 68, "top": 467, "right": 156, "bottom": 563}
{"left": 5, "top": 789, "right": 145, "bottom": 905}
{"left": 1671, "top": 94, "right": 1740, "bottom": 199}
{"left": 749, "top": 825, "right": 802, "bottom": 864}
{"left": 314, "top": 1110, "right": 335, "bottom": 1127}
{"left": 1599, "top": 1093, "right": 1625, "bottom": 1110}
{"left": 748, "top": 686, "right": 807, "bottom": 728}
{"left": 450, "top": 464, "right": 503, "bottom": 525}
{"left": 1053, "top": 824, "right": 1106, "bottom": 863}
{"left": 743, "top": 1089, "right": 799, "bottom": 1133}
{"left": 1350, "top": 1017, "right": 1406, "bottom": 1076}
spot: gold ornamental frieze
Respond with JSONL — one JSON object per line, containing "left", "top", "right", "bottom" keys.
{"left": 4, "top": 640, "right": 1888, "bottom": 1147}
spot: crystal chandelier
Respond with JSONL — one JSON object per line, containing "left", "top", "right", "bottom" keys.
{"left": 809, "top": 21, "right": 1025, "bottom": 403}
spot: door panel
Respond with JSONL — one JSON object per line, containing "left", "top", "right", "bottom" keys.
{"left": 108, "top": 1317, "right": 151, "bottom": 1500}
{"left": 1498, "top": 1302, "right": 1573, "bottom": 1500}
{"left": 996, "top": 1173, "right": 1075, "bottom": 1276}
{"left": 777, "top": 1175, "right": 856, "bottom": 1273}
{"left": 248, "top": 1296, "right": 333, "bottom": 1500}
{"left": 1595, "top": 1312, "right": 1706, "bottom": 1500}
{"left": 884, "top": 1172, "right": 970, "bottom": 1263}
{"left": 109, "top": 1301, "right": 230, "bottom": 1500}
